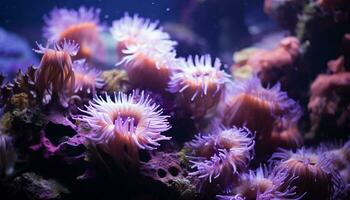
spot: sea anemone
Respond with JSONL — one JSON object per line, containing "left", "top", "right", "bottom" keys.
{"left": 168, "top": 55, "right": 232, "bottom": 118}
{"left": 43, "top": 7, "right": 104, "bottom": 60}
{"left": 75, "top": 90, "right": 171, "bottom": 166}
{"left": 120, "top": 43, "right": 178, "bottom": 93}
{"left": 34, "top": 40, "right": 79, "bottom": 106}
{"left": 217, "top": 165, "right": 300, "bottom": 200}
{"left": 222, "top": 75, "right": 301, "bottom": 141}
{"left": 270, "top": 148, "right": 346, "bottom": 200}
{"left": 72, "top": 59, "right": 104, "bottom": 94}
{"left": 324, "top": 140, "right": 350, "bottom": 171}
{"left": 110, "top": 13, "right": 176, "bottom": 58}
{"left": 187, "top": 126, "right": 254, "bottom": 191}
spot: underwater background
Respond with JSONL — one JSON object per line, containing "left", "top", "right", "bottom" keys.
{"left": 0, "top": 0, "right": 349, "bottom": 200}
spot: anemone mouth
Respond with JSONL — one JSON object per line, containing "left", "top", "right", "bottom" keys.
{"left": 76, "top": 91, "right": 171, "bottom": 151}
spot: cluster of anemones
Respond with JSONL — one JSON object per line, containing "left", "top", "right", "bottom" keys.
{"left": 186, "top": 126, "right": 254, "bottom": 191}
{"left": 221, "top": 75, "right": 302, "bottom": 154}
{"left": 75, "top": 90, "right": 171, "bottom": 167}
{"left": 112, "top": 14, "right": 233, "bottom": 117}
{"left": 43, "top": 6, "right": 104, "bottom": 60}
{"left": 27, "top": 6, "right": 350, "bottom": 199}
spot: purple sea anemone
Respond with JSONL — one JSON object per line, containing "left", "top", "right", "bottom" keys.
{"left": 34, "top": 40, "right": 79, "bottom": 106}
{"left": 75, "top": 90, "right": 171, "bottom": 166}
{"left": 270, "top": 147, "right": 346, "bottom": 200}
{"left": 168, "top": 55, "right": 232, "bottom": 118}
{"left": 187, "top": 126, "right": 254, "bottom": 190}
{"left": 43, "top": 7, "right": 103, "bottom": 60}
{"left": 221, "top": 75, "right": 301, "bottom": 152}
{"left": 72, "top": 59, "right": 104, "bottom": 94}
{"left": 217, "top": 165, "right": 301, "bottom": 200}
{"left": 110, "top": 13, "right": 177, "bottom": 57}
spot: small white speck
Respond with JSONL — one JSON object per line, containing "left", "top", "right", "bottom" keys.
{"left": 166, "top": 8, "right": 170, "bottom": 12}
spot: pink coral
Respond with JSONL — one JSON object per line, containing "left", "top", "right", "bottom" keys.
{"left": 308, "top": 71, "right": 350, "bottom": 136}
{"left": 232, "top": 37, "right": 300, "bottom": 86}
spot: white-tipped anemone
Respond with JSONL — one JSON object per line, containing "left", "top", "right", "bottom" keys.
{"left": 187, "top": 126, "right": 254, "bottom": 189}
{"left": 120, "top": 43, "right": 177, "bottom": 70}
{"left": 118, "top": 42, "right": 178, "bottom": 92}
{"left": 43, "top": 7, "right": 102, "bottom": 42}
{"left": 110, "top": 13, "right": 177, "bottom": 49}
{"left": 168, "top": 55, "right": 232, "bottom": 117}
{"left": 72, "top": 59, "right": 104, "bottom": 94}
{"left": 76, "top": 90, "right": 171, "bottom": 166}
{"left": 270, "top": 148, "right": 346, "bottom": 200}
{"left": 217, "top": 166, "right": 301, "bottom": 200}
